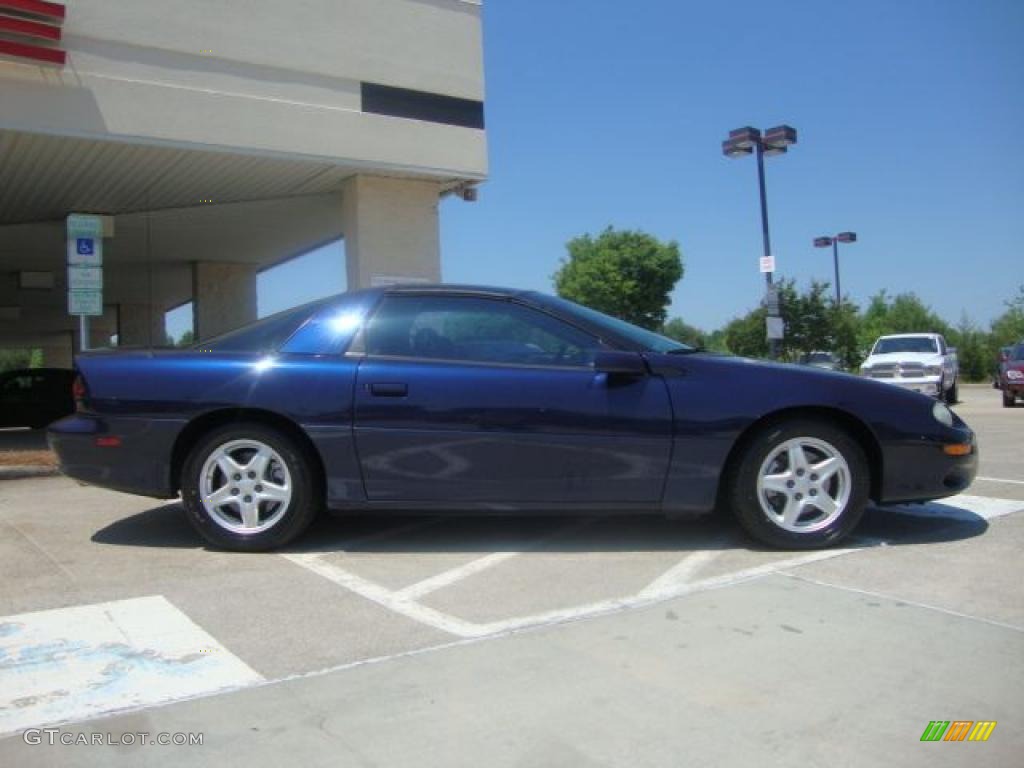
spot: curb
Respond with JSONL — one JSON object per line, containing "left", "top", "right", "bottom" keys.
{"left": 0, "top": 466, "right": 61, "bottom": 480}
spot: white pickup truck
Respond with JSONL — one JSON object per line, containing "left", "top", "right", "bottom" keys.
{"left": 860, "top": 333, "right": 959, "bottom": 403}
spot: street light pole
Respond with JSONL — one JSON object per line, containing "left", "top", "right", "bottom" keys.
{"left": 832, "top": 239, "right": 840, "bottom": 305}
{"left": 813, "top": 232, "right": 857, "bottom": 306}
{"left": 755, "top": 140, "right": 772, "bottom": 291}
{"left": 723, "top": 125, "right": 797, "bottom": 359}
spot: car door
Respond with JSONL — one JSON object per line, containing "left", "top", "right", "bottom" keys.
{"left": 352, "top": 294, "right": 674, "bottom": 504}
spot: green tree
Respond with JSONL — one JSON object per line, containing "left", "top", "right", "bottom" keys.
{"left": 948, "top": 313, "right": 990, "bottom": 382}
{"left": 990, "top": 285, "right": 1024, "bottom": 346}
{"left": 176, "top": 330, "right": 196, "bottom": 347}
{"left": 857, "top": 290, "right": 951, "bottom": 356}
{"left": 662, "top": 318, "right": 706, "bottom": 348}
{"left": 778, "top": 279, "right": 835, "bottom": 361}
{"left": 0, "top": 348, "right": 41, "bottom": 373}
{"left": 722, "top": 306, "right": 768, "bottom": 358}
{"left": 553, "top": 227, "right": 683, "bottom": 330}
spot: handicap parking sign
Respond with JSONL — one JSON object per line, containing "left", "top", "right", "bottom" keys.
{"left": 76, "top": 238, "right": 94, "bottom": 256}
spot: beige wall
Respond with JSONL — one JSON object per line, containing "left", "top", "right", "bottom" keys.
{"left": 192, "top": 262, "right": 258, "bottom": 341}
{"left": 0, "top": 0, "right": 486, "bottom": 180}
{"left": 342, "top": 176, "right": 443, "bottom": 289}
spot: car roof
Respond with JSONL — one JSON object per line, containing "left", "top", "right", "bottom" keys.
{"left": 877, "top": 333, "right": 941, "bottom": 339}
{"left": 0, "top": 367, "right": 73, "bottom": 376}
{"left": 376, "top": 283, "right": 530, "bottom": 298}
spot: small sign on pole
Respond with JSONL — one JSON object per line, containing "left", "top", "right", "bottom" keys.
{"left": 759, "top": 255, "right": 776, "bottom": 273}
{"left": 67, "top": 214, "right": 107, "bottom": 346}
{"left": 766, "top": 316, "right": 785, "bottom": 340}
{"left": 68, "top": 291, "right": 103, "bottom": 316}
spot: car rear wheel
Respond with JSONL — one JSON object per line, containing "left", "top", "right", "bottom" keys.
{"left": 727, "top": 419, "right": 870, "bottom": 550}
{"left": 1004, "top": 389, "right": 1017, "bottom": 408}
{"left": 181, "top": 423, "right": 321, "bottom": 551}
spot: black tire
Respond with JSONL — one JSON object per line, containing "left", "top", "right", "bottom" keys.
{"left": 1004, "top": 389, "right": 1016, "bottom": 408}
{"left": 725, "top": 419, "right": 870, "bottom": 550}
{"left": 181, "top": 422, "right": 321, "bottom": 551}
{"left": 945, "top": 378, "right": 958, "bottom": 405}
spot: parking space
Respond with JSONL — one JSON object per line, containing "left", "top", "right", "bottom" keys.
{"left": 1, "top": 384, "right": 1022, "bottom": 762}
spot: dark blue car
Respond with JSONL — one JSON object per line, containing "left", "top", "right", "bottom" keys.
{"left": 49, "top": 285, "right": 977, "bottom": 551}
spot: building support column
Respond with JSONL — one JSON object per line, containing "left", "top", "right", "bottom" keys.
{"left": 192, "top": 262, "right": 257, "bottom": 341}
{"left": 40, "top": 338, "right": 74, "bottom": 369}
{"left": 117, "top": 303, "right": 166, "bottom": 347}
{"left": 341, "top": 175, "right": 442, "bottom": 289}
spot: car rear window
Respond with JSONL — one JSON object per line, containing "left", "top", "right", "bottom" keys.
{"left": 195, "top": 301, "right": 326, "bottom": 353}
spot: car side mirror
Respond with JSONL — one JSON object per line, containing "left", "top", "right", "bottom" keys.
{"left": 593, "top": 350, "right": 647, "bottom": 376}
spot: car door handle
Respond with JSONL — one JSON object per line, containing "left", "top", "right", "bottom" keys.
{"left": 368, "top": 382, "right": 408, "bottom": 397}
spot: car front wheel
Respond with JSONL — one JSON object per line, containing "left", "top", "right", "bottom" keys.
{"left": 945, "top": 378, "right": 958, "bottom": 405}
{"left": 181, "top": 423, "right": 321, "bottom": 551}
{"left": 727, "top": 419, "right": 870, "bottom": 550}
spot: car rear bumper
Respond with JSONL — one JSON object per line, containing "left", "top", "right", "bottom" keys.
{"left": 878, "top": 431, "right": 978, "bottom": 504}
{"left": 48, "top": 414, "right": 185, "bottom": 498}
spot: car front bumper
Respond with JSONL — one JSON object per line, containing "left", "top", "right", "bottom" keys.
{"left": 868, "top": 375, "right": 943, "bottom": 397}
{"left": 48, "top": 414, "right": 185, "bottom": 498}
{"left": 879, "top": 429, "right": 978, "bottom": 504}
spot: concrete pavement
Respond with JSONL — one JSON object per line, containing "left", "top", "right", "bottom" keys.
{"left": 1, "top": 383, "right": 1020, "bottom": 765}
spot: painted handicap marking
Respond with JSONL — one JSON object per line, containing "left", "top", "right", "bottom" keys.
{"left": 0, "top": 596, "right": 262, "bottom": 736}
{"left": 282, "top": 494, "right": 1023, "bottom": 640}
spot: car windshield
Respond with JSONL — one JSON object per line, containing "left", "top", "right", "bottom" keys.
{"left": 872, "top": 337, "right": 938, "bottom": 355}
{"left": 537, "top": 295, "right": 693, "bottom": 353}
{"left": 1011, "top": 344, "right": 1024, "bottom": 361}
{"left": 807, "top": 352, "right": 834, "bottom": 362}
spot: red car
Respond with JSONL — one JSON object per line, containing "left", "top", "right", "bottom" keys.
{"left": 1000, "top": 342, "right": 1024, "bottom": 408}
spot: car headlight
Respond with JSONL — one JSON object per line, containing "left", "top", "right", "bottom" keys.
{"left": 1007, "top": 370, "right": 1024, "bottom": 380}
{"left": 924, "top": 364, "right": 943, "bottom": 376}
{"left": 933, "top": 402, "right": 954, "bottom": 428}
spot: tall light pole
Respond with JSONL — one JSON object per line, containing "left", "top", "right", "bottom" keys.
{"left": 813, "top": 231, "right": 857, "bottom": 305}
{"left": 722, "top": 125, "right": 797, "bottom": 359}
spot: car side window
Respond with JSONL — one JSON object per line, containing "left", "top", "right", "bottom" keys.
{"left": 0, "top": 374, "right": 37, "bottom": 402}
{"left": 363, "top": 296, "right": 603, "bottom": 367}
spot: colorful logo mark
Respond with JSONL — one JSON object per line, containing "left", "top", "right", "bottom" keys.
{"left": 920, "top": 721, "right": 996, "bottom": 742}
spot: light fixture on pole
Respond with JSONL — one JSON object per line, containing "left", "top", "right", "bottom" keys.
{"left": 813, "top": 231, "right": 857, "bottom": 305}
{"left": 722, "top": 125, "right": 798, "bottom": 358}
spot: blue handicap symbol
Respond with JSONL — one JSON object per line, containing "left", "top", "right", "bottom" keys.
{"left": 76, "top": 238, "right": 95, "bottom": 256}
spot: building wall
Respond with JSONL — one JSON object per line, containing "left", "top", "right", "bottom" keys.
{"left": 0, "top": 0, "right": 486, "bottom": 179}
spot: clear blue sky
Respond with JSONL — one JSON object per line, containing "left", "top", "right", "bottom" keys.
{"left": 172, "top": 0, "right": 1023, "bottom": 339}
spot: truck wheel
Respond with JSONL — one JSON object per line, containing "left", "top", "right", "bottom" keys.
{"left": 945, "top": 378, "right": 958, "bottom": 405}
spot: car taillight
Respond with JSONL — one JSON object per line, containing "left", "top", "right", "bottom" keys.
{"left": 72, "top": 374, "right": 86, "bottom": 410}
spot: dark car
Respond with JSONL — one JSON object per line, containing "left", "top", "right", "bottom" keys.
{"left": 998, "top": 342, "right": 1024, "bottom": 407}
{"left": 48, "top": 285, "right": 977, "bottom": 552}
{"left": 799, "top": 351, "right": 841, "bottom": 371}
{"left": 0, "top": 367, "right": 76, "bottom": 429}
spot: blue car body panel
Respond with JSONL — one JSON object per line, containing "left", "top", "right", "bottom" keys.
{"left": 48, "top": 285, "right": 977, "bottom": 515}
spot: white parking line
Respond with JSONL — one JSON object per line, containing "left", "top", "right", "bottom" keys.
{"left": 638, "top": 549, "right": 722, "bottom": 599}
{"left": 283, "top": 543, "right": 866, "bottom": 639}
{"left": 394, "top": 517, "right": 600, "bottom": 601}
{"left": 281, "top": 494, "right": 1018, "bottom": 642}
{"left": 281, "top": 552, "right": 485, "bottom": 637}
{"left": 976, "top": 476, "right": 1024, "bottom": 487}
{"left": 396, "top": 551, "right": 520, "bottom": 601}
